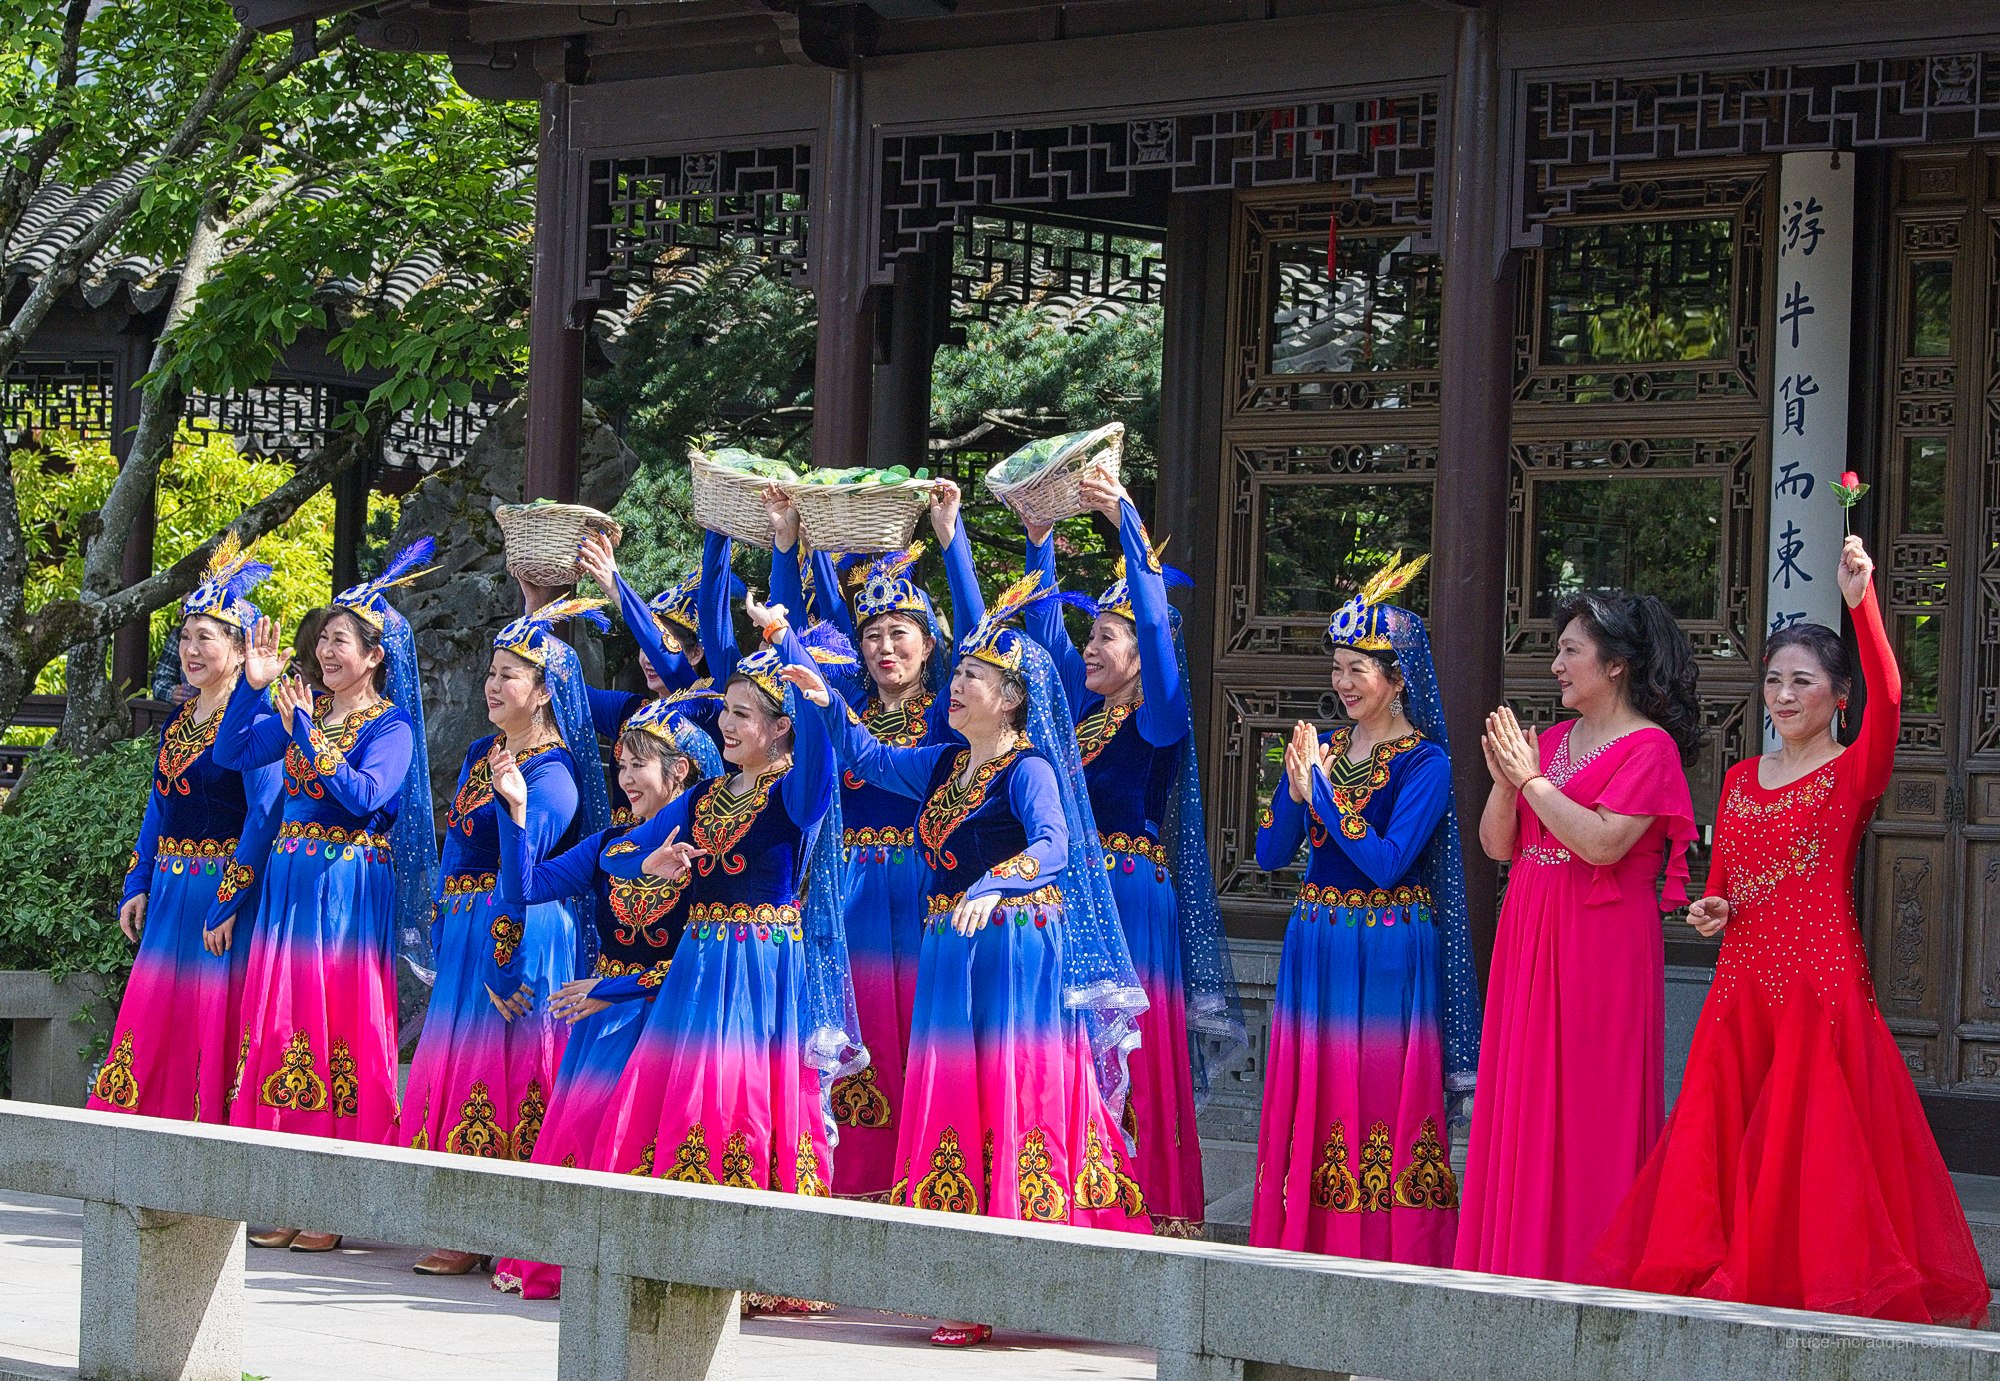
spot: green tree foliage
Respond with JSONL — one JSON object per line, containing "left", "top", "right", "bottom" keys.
{"left": 0, "top": 738, "right": 152, "bottom": 991}
{"left": 0, "top": 1, "right": 534, "bottom": 745}
{"left": 591, "top": 253, "right": 818, "bottom": 600}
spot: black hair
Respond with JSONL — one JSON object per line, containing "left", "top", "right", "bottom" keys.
{"left": 319, "top": 606, "right": 388, "bottom": 693}
{"left": 616, "top": 727, "right": 692, "bottom": 785}
{"left": 1552, "top": 591, "right": 1705, "bottom": 763}
{"left": 1762, "top": 623, "right": 1853, "bottom": 700}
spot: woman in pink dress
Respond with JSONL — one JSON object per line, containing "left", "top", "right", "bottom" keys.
{"left": 1454, "top": 592, "right": 1701, "bottom": 1283}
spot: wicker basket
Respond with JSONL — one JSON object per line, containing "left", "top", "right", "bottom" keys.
{"left": 793, "top": 477, "right": 935, "bottom": 555}
{"left": 983, "top": 422, "right": 1125, "bottom": 526}
{"left": 496, "top": 502, "right": 623, "bottom": 588}
{"left": 690, "top": 448, "right": 787, "bottom": 549}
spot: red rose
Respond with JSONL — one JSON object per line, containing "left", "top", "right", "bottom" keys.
{"left": 1838, "top": 470, "right": 1861, "bottom": 490}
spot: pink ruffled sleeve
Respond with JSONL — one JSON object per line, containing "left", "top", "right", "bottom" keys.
{"left": 1574, "top": 728, "right": 1699, "bottom": 908}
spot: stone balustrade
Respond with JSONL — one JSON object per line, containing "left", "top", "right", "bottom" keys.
{"left": 0, "top": 1103, "right": 1995, "bottom": 1381}
{"left": 0, "top": 972, "right": 109, "bottom": 1107}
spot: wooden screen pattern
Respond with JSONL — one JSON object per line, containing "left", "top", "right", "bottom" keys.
{"left": 0, "top": 356, "right": 115, "bottom": 443}
{"left": 1223, "top": 438, "right": 1438, "bottom": 659}
{"left": 585, "top": 146, "right": 813, "bottom": 290}
{"left": 186, "top": 383, "right": 340, "bottom": 460}
{"left": 1209, "top": 680, "right": 1352, "bottom": 912}
{"left": 1231, "top": 200, "right": 1442, "bottom": 415}
{"left": 1503, "top": 432, "right": 1758, "bottom": 665}
{"left": 1518, "top": 53, "right": 2000, "bottom": 236}
{"left": 1513, "top": 169, "right": 1768, "bottom": 407}
{"left": 1506, "top": 164, "right": 1774, "bottom": 932}
{"left": 1207, "top": 189, "right": 1445, "bottom": 930}
{"left": 879, "top": 90, "right": 1440, "bottom": 276}
{"left": 949, "top": 215, "right": 1163, "bottom": 329}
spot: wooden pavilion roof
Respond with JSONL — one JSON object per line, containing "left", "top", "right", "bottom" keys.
{"left": 238, "top": 0, "right": 1381, "bottom": 100}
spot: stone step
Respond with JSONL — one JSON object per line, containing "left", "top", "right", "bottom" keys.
{"left": 1953, "top": 1173, "right": 2000, "bottom": 1289}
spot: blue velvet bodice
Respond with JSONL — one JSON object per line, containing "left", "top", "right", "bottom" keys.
{"left": 1256, "top": 727, "right": 1450, "bottom": 897}
{"left": 1078, "top": 695, "right": 1179, "bottom": 843}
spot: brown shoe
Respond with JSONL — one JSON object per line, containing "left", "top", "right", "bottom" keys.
{"left": 247, "top": 1227, "right": 300, "bottom": 1250}
{"left": 413, "top": 1249, "right": 488, "bottom": 1276}
{"left": 288, "top": 1232, "right": 344, "bottom": 1253}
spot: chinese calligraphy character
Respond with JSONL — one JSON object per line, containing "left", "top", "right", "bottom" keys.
{"left": 1783, "top": 196, "right": 1826, "bottom": 257}
{"left": 1780, "top": 282, "right": 1815, "bottom": 349}
{"left": 1773, "top": 521, "right": 1813, "bottom": 590}
{"left": 1778, "top": 372, "right": 1820, "bottom": 436}
{"left": 1774, "top": 461, "right": 1815, "bottom": 499}
{"left": 1768, "top": 610, "right": 1809, "bottom": 634}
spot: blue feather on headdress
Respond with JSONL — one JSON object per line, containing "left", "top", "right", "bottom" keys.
{"left": 379, "top": 536, "right": 436, "bottom": 586}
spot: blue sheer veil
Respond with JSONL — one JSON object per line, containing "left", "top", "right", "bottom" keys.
{"left": 1163, "top": 611, "right": 1249, "bottom": 1105}
{"left": 770, "top": 628, "right": 867, "bottom": 1147}
{"left": 1384, "top": 606, "right": 1481, "bottom": 1115}
{"left": 1016, "top": 637, "right": 1150, "bottom": 1129}
{"left": 542, "top": 634, "right": 614, "bottom": 973}
{"left": 383, "top": 609, "right": 440, "bottom": 988}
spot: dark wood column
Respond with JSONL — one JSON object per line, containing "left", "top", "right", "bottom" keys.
{"left": 330, "top": 388, "right": 373, "bottom": 596}
{"left": 111, "top": 335, "right": 153, "bottom": 694}
{"left": 812, "top": 67, "right": 874, "bottom": 471}
{"left": 869, "top": 245, "right": 944, "bottom": 470}
{"left": 1430, "top": 2, "right": 1515, "bottom": 976}
{"left": 1157, "top": 191, "right": 1233, "bottom": 753}
{"left": 524, "top": 79, "right": 586, "bottom": 503}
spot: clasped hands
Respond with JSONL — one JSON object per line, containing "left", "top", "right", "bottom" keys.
{"left": 1481, "top": 706, "right": 1540, "bottom": 790}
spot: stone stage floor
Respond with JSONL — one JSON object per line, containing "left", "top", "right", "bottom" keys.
{"left": 0, "top": 1192, "right": 1156, "bottom": 1381}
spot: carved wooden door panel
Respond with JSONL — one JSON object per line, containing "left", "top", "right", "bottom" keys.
{"left": 1871, "top": 149, "right": 2000, "bottom": 1138}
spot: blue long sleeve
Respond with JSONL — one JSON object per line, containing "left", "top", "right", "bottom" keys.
{"left": 614, "top": 570, "right": 695, "bottom": 693}
{"left": 807, "top": 548, "right": 854, "bottom": 641}
{"left": 498, "top": 815, "right": 606, "bottom": 909}
{"left": 587, "top": 686, "right": 646, "bottom": 742}
{"left": 800, "top": 673, "right": 953, "bottom": 801}
{"left": 964, "top": 755, "right": 1070, "bottom": 902}
{"left": 120, "top": 785, "right": 162, "bottom": 906}
{"left": 698, "top": 529, "right": 741, "bottom": 683}
{"left": 484, "top": 751, "right": 581, "bottom": 995}
{"left": 770, "top": 540, "right": 809, "bottom": 631}
{"left": 288, "top": 707, "right": 411, "bottom": 817}
{"left": 1311, "top": 749, "right": 1450, "bottom": 890}
{"left": 1023, "top": 527, "right": 1087, "bottom": 716}
{"left": 1256, "top": 780, "right": 1309, "bottom": 872}
{"left": 206, "top": 760, "right": 284, "bottom": 930}
{"left": 1117, "top": 500, "right": 1187, "bottom": 748}
{"left": 774, "top": 627, "right": 835, "bottom": 829}
{"left": 214, "top": 675, "right": 289, "bottom": 771}
{"left": 941, "top": 516, "right": 981, "bottom": 652}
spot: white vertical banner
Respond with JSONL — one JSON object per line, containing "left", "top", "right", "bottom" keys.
{"left": 1764, "top": 152, "right": 1855, "bottom": 747}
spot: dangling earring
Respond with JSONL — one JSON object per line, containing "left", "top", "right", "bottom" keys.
{"left": 1837, "top": 697, "right": 1848, "bottom": 737}
{"left": 1391, "top": 694, "right": 1405, "bottom": 719}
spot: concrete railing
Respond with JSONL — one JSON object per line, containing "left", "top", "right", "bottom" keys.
{"left": 0, "top": 1103, "right": 1996, "bottom": 1381}
{"left": 0, "top": 973, "right": 109, "bottom": 1107}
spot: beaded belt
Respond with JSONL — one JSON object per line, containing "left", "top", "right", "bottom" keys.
{"left": 277, "top": 821, "right": 391, "bottom": 857}
{"left": 596, "top": 955, "right": 671, "bottom": 989}
{"left": 1295, "top": 881, "right": 1434, "bottom": 919}
{"left": 1517, "top": 844, "right": 1574, "bottom": 867}
{"left": 154, "top": 837, "right": 239, "bottom": 875}
{"left": 687, "top": 901, "right": 802, "bottom": 943}
{"left": 843, "top": 826, "right": 916, "bottom": 861}
{"left": 437, "top": 871, "right": 498, "bottom": 913}
{"left": 925, "top": 883, "right": 1064, "bottom": 927}
{"left": 1099, "top": 831, "right": 1169, "bottom": 868}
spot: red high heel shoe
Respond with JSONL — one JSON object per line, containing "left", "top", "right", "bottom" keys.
{"left": 929, "top": 1323, "right": 993, "bottom": 1347}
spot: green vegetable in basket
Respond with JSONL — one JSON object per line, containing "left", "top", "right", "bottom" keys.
{"left": 708, "top": 447, "right": 801, "bottom": 482}
{"left": 993, "top": 433, "right": 1078, "bottom": 485}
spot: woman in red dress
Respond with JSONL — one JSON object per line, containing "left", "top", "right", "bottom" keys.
{"left": 1588, "top": 536, "right": 1989, "bottom": 1326}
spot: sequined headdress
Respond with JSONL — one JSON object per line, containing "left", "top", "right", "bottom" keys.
{"left": 1056, "top": 535, "right": 1192, "bottom": 624}
{"left": 958, "top": 570, "right": 1055, "bottom": 671}
{"left": 492, "top": 596, "right": 611, "bottom": 667}
{"left": 334, "top": 537, "right": 437, "bottom": 632}
{"left": 648, "top": 563, "right": 748, "bottom": 652}
{"left": 732, "top": 624, "right": 856, "bottom": 704}
{"left": 181, "top": 533, "right": 273, "bottom": 631}
{"left": 849, "top": 544, "right": 932, "bottom": 625}
{"left": 1325, "top": 553, "right": 1429, "bottom": 654}
{"left": 623, "top": 687, "right": 723, "bottom": 749}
